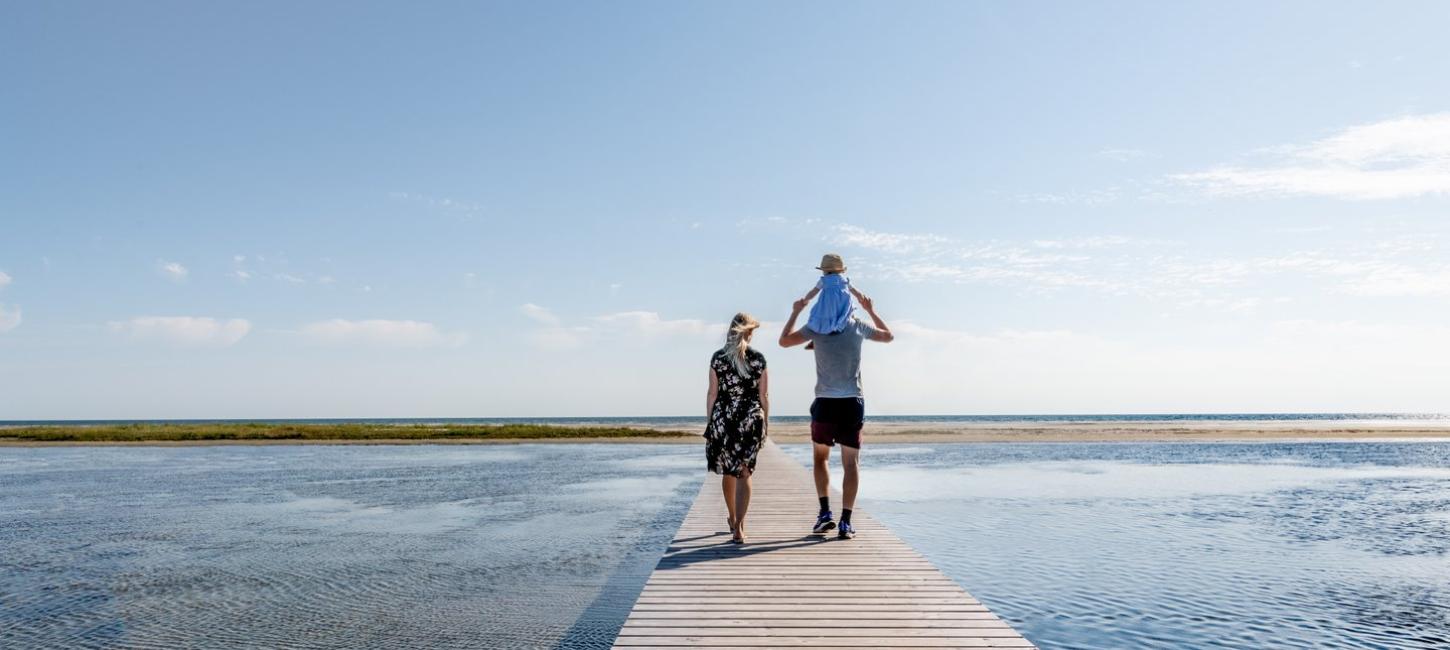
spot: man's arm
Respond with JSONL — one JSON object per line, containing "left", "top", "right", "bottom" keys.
{"left": 778, "top": 297, "right": 811, "bottom": 347}
{"left": 856, "top": 293, "right": 894, "bottom": 343}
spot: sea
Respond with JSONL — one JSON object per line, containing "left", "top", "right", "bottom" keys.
{"left": 3, "top": 416, "right": 1448, "bottom": 649}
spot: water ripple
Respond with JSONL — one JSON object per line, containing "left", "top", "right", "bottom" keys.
{"left": 778, "top": 441, "right": 1450, "bottom": 649}
{"left": 0, "top": 444, "right": 700, "bottom": 649}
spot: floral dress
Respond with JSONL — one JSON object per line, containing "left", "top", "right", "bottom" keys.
{"left": 705, "top": 347, "right": 767, "bottom": 477}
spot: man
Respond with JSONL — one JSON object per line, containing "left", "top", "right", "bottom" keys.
{"left": 779, "top": 258, "right": 893, "bottom": 540}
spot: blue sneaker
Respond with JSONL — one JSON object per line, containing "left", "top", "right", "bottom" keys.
{"left": 812, "top": 511, "right": 836, "bottom": 535}
{"left": 837, "top": 521, "right": 855, "bottom": 540}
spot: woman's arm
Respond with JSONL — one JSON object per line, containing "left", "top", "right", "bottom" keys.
{"left": 759, "top": 369, "right": 770, "bottom": 430}
{"left": 706, "top": 367, "right": 719, "bottom": 418}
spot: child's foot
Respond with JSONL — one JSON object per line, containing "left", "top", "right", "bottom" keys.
{"left": 804, "top": 341, "right": 815, "bottom": 350}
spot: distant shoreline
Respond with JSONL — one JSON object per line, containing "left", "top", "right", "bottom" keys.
{"left": 4, "top": 419, "right": 1450, "bottom": 447}
{"left": 0, "top": 422, "right": 694, "bottom": 446}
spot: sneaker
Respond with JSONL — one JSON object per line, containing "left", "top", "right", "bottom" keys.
{"left": 812, "top": 511, "right": 836, "bottom": 535}
{"left": 837, "top": 521, "right": 855, "bottom": 540}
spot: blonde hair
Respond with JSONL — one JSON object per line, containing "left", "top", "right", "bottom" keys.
{"left": 721, "top": 312, "right": 760, "bottom": 377}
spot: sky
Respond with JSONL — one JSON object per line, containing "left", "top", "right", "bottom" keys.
{"left": 4, "top": 1, "right": 1450, "bottom": 419}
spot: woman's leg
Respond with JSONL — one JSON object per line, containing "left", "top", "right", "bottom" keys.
{"left": 733, "top": 466, "right": 752, "bottom": 540}
{"left": 721, "top": 475, "right": 738, "bottom": 532}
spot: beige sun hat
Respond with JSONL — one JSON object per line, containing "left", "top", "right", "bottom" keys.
{"left": 816, "top": 253, "right": 847, "bottom": 273}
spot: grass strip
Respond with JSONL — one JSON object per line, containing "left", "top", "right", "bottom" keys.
{"left": 0, "top": 422, "right": 693, "bottom": 442}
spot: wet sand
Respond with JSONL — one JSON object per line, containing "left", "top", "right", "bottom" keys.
{"left": 763, "top": 420, "right": 1450, "bottom": 443}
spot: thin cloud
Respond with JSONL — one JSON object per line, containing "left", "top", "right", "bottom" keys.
{"left": 521, "top": 305, "right": 726, "bottom": 350}
{"left": 866, "top": 318, "right": 1450, "bottom": 414}
{"left": 832, "top": 224, "right": 949, "bottom": 255}
{"left": 109, "top": 316, "right": 251, "bottom": 346}
{"left": 1031, "top": 235, "right": 1140, "bottom": 249}
{"left": 388, "top": 191, "right": 484, "bottom": 220}
{"left": 519, "top": 303, "right": 588, "bottom": 349}
{"left": 299, "top": 319, "right": 467, "bottom": 348}
{"left": 158, "top": 260, "right": 189, "bottom": 282}
{"left": 519, "top": 303, "right": 562, "bottom": 327}
{"left": 831, "top": 223, "right": 1450, "bottom": 300}
{"left": 0, "top": 272, "right": 18, "bottom": 332}
{"left": 1096, "top": 148, "right": 1151, "bottom": 162}
{"left": 1173, "top": 112, "right": 1450, "bottom": 200}
{"left": 591, "top": 311, "right": 719, "bottom": 339}
{"left": 1013, "top": 188, "right": 1121, "bottom": 205}
{"left": 0, "top": 303, "right": 19, "bottom": 332}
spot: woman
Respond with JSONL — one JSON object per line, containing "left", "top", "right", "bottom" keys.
{"left": 705, "top": 312, "right": 769, "bottom": 544}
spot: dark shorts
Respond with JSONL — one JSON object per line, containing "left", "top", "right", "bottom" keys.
{"left": 809, "top": 397, "right": 864, "bottom": 449}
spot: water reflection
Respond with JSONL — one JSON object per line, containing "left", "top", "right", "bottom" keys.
{"left": 0, "top": 444, "right": 700, "bottom": 649}
{"left": 783, "top": 441, "right": 1450, "bottom": 649}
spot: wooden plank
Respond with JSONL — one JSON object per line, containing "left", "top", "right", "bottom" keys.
{"left": 626, "top": 613, "right": 1004, "bottom": 620}
{"left": 611, "top": 441, "right": 1034, "bottom": 649}
{"left": 614, "top": 639, "right": 1036, "bottom": 648}
{"left": 624, "top": 619, "right": 1015, "bottom": 629}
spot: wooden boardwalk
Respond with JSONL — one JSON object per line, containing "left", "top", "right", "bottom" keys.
{"left": 613, "top": 441, "right": 1035, "bottom": 649}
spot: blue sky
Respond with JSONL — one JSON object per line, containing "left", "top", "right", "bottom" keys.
{"left": 4, "top": 1, "right": 1450, "bottom": 418}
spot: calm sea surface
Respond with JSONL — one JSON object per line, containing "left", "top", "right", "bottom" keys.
{"left": 0, "top": 444, "right": 701, "bottom": 649}
{"left": 784, "top": 441, "right": 1450, "bottom": 649}
{"left": 4, "top": 441, "right": 1448, "bottom": 649}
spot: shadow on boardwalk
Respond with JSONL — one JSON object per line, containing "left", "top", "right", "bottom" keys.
{"left": 656, "top": 534, "right": 834, "bottom": 568}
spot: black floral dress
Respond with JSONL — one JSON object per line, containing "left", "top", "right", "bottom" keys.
{"left": 705, "top": 348, "right": 767, "bottom": 477}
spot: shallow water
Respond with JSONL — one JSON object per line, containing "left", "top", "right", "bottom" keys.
{"left": 784, "top": 441, "right": 1450, "bottom": 649}
{"left": 8, "top": 442, "right": 1448, "bottom": 649}
{"left": 0, "top": 445, "right": 701, "bottom": 649}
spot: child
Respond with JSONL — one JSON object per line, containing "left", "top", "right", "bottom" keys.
{"left": 801, "top": 253, "right": 862, "bottom": 349}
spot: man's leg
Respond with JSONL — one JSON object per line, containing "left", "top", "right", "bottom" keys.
{"left": 810, "top": 442, "right": 837, "bottom": 534}
{"left": 840, "top": 444, "right": 860, "bottom": 511}
{"left": 838, "top": 444, "right": 860, "bottom": 539}
{"left": 836, "top": 399, "right": 864, "bottom": 539}
{"left": 812, "top": 443, "right": 831, "bottom": 500}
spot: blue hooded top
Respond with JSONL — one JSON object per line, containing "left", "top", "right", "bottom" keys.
{"left": 805, "top": 273, "right": 852, "bottom": 334}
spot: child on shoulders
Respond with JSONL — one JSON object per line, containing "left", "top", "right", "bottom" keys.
{"left": 801, "top": 253, "right": 864, "bottom": 349}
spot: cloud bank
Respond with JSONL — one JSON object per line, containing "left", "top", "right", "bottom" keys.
{"left": 1173, "top": 113, "right": 1450, "bottom": 200}
{"left": 299, "top": 319, "right": 467, "bottom": 347}
{"left": 110, "top": 316, "right": 251, "bottom": 346}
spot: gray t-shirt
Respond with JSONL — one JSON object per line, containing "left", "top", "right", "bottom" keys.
{"left": 802, "top": 318, "right": 880, "bottom": 398}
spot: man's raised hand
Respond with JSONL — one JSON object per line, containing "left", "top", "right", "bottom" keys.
{"left": 856, "top": 292, "right": 874, "bottom": 313}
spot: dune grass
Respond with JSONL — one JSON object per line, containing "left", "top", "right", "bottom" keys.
{"left": 0, "top": 422, "right": 693, "bottom": 443}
